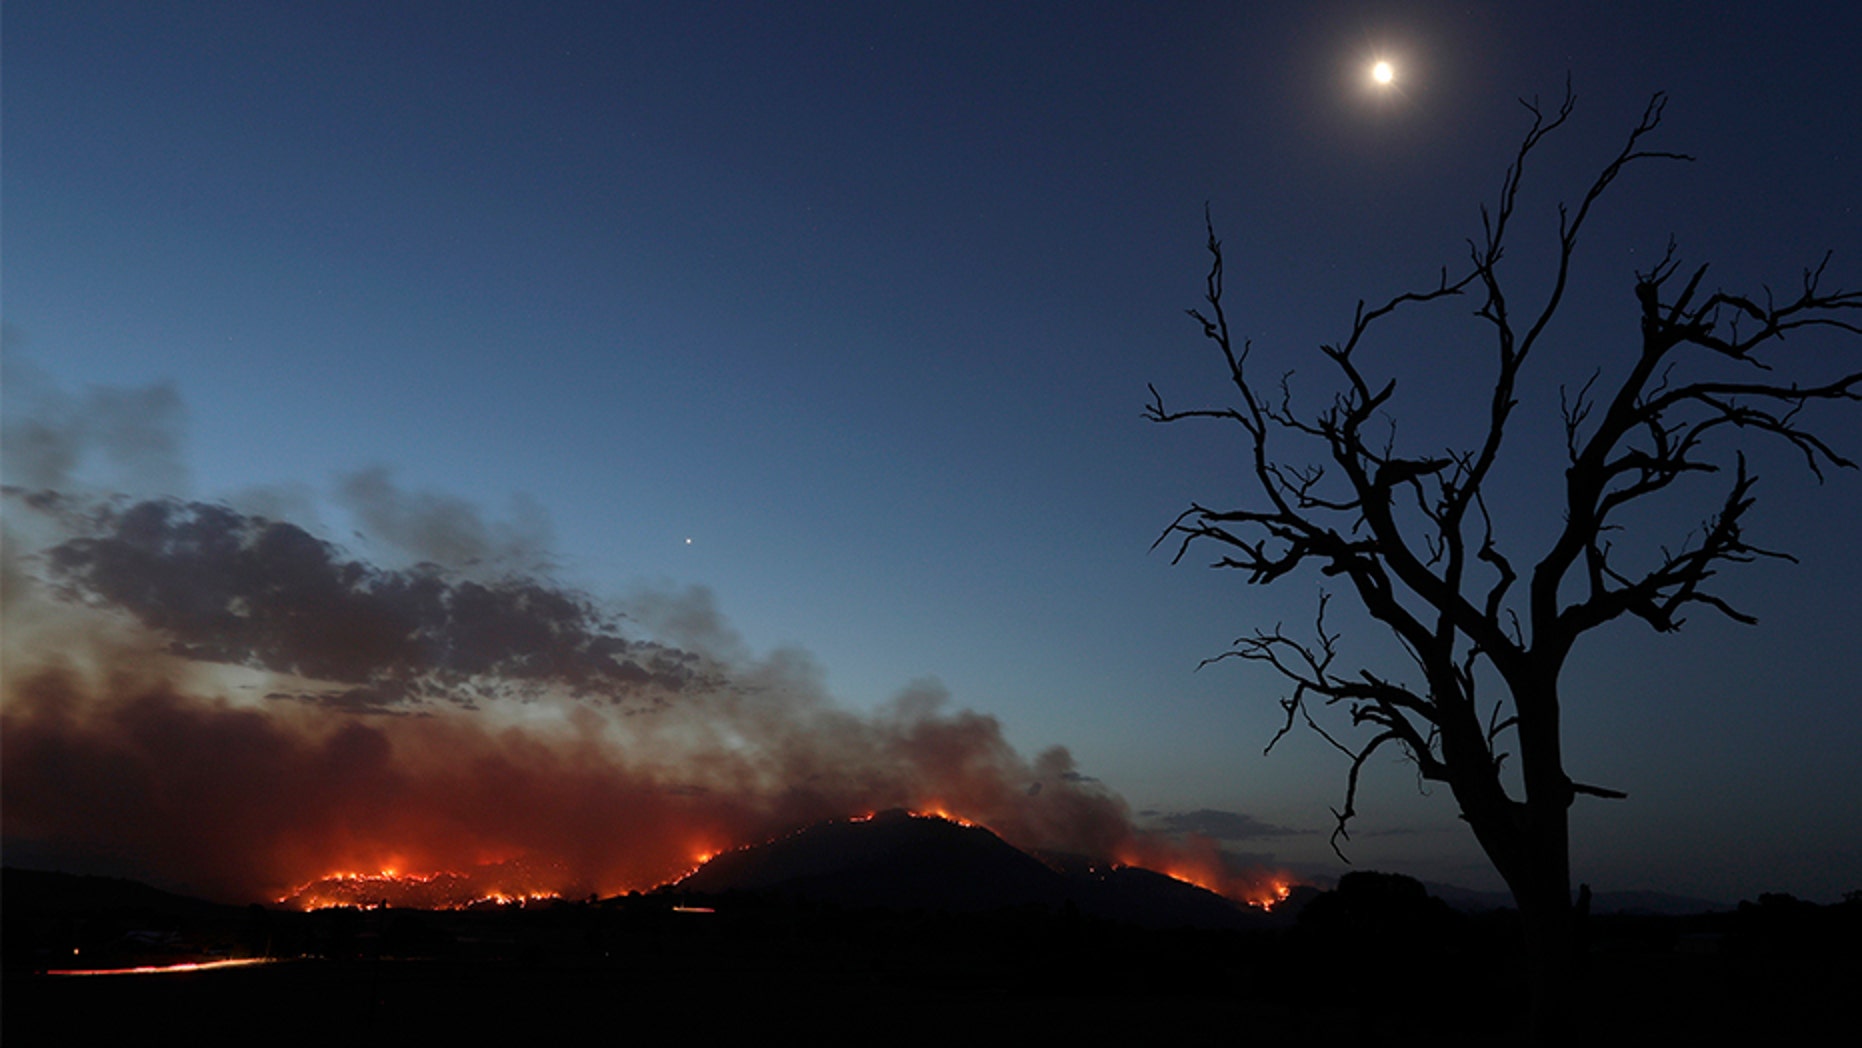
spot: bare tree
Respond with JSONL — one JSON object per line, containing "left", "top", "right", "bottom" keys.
{"left": 1146, "top": 89, "right": 1861, "bottom": 1039}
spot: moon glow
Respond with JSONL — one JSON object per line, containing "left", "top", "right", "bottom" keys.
{"left": 1371, "top": 60, "right": 1395, "bottom": 86}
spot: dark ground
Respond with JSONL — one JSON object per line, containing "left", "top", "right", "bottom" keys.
{"left": 4, "top": 869, "right": 1855, "bottom": 1045}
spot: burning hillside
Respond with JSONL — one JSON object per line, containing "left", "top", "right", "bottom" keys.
{"left": 3, "top": 487, "right": 1297, "bottom": 910}
{"left": 675, "top": 808, "right": 1272, "bottom": 929}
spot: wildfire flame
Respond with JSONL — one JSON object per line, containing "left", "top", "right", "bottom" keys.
{"left": 277, "top": 866, "right": 568, "bottom": 911}
{"left": 1247, "top": 880, "right": 1295, "bottom": 911}
{"left": 1113, "top": 833, "right": 1302, "bottom": 911}
{"left": 851, "top": 806, "right": 975, "bottom": 828}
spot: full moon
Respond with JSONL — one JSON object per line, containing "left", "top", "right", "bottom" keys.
{"left": 1371, "top": 60, "right": 1395, "bottom": 86}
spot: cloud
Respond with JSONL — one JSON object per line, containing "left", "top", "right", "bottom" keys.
{"left": 1144, "top": 808, "right": 1307, "bottom": 841}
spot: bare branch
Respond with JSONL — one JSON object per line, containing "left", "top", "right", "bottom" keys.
{"left": 1571, "top": 781, "right": 1628, "bottom": 800}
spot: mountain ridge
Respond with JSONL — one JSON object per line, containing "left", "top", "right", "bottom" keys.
{"left": 676, "top": 808, "right": 1267, "bottom": 929}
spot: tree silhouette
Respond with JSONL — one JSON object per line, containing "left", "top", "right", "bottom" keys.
{"left": 1146, "top": 89, "right": 1861, "bottom": 1040}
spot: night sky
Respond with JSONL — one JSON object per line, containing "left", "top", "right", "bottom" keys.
{"left": 6, "top": 2, "right": 1860, "bottom": 904}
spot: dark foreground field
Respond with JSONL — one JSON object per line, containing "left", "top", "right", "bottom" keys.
{"left": 5, "top": 869, "right": 1855, "bottom": 1045}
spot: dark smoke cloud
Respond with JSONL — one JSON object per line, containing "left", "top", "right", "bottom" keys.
{"left": 1, "top": 652, "right": 1139, "bottom": 904}
{"left": 40, "top": 496, "right": 707, "bottom": 710}
{"left": 335, "top": 465, "right": 555, "bottom": 575}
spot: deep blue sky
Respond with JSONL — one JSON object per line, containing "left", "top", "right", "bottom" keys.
{"left": 7, "top": 1, "right": 1860, "bottom": 901}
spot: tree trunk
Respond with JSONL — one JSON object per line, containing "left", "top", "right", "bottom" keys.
{"left": 1462, "top": 792, "right": 1575, "bottom": 1045}
{"left": 1516, "top": 856, "right": 1575, "bottom": 1045}
{"left": 1508, "top": 672, "right": 1578, "bottom": 1042}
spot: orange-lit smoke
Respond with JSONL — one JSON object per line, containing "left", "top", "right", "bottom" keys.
{"left": 1113, "top": 831, "right": 1297, "bottom": 910}
{"left": 2, "top": 491, "right": 1294, "bottom": 909}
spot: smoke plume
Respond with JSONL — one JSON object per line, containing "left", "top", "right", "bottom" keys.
{"left": 2, "top": 367, "right": 1292, "bottom": 907}
{"left": 3, "top": 488, "right": 1227, "bottom": 905}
